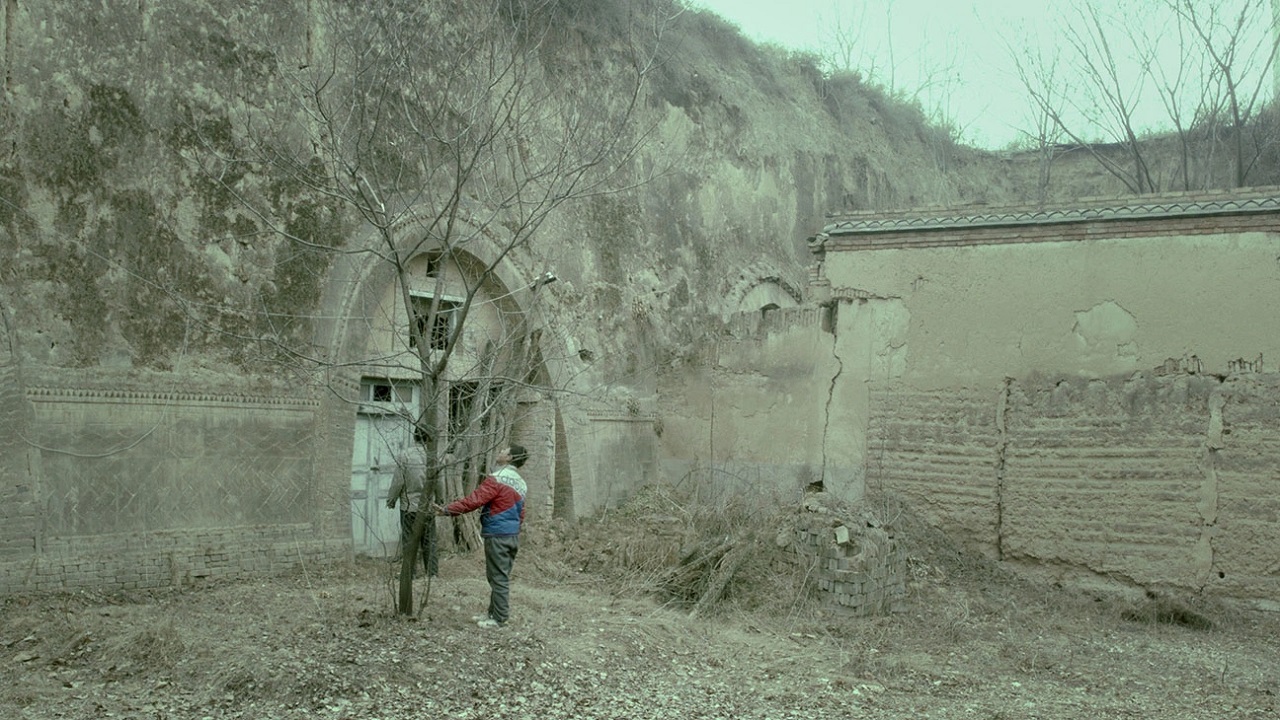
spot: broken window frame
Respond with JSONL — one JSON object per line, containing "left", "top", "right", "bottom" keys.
{"left": 409, "top": 291, "right": 463, "bottom": 352}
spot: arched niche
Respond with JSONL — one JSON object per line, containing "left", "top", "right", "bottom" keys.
{"left": 740, "top": 283, "right": 799, "bottom": 317}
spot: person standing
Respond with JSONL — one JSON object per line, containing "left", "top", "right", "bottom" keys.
{"left": 436, "top": 444, "right": 527, "bottom": 628}
{"left": 386, "top": 441, "right": 437, "bottom": 579}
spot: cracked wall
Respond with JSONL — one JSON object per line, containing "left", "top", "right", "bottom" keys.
{"left": 867, "top": 374, "right": 1280, "bottom": 606}
{"left": 657, "top": 306, "right": 842, "bottom": 498}
{"left": 825, "top": 224, "right": 1280, "bottom": 605}
{"left": 656, "top": 293, "right": 909, "bottom": 504}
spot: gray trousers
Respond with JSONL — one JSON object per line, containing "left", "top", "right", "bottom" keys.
{"left": 484, "top": 535, "right": 520, "bottom": 624}
{"left": 399, "top": 511, "right": 438, "bottom": 578}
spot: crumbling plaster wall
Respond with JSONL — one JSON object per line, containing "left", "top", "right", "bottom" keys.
{"left": 833, "top": 232, "right": 1280, "bottom": 385}
{"left": 658, "top": 306, "right": 849, "bottom": 499}
{"left": 824, "top": 227, "right": 1280, "bottom": 604}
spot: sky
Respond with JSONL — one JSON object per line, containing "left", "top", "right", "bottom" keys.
{"left": 689, "top": 0, "right": 1278, "bottom": 150}
{"left": 689, "top": 0, "right": 1057, "bottom": 148}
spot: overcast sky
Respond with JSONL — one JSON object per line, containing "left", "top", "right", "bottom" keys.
{"left": 689, "top": 0, "right": 1279, "bottom": 151}
{"left": 688, "top": 0, "right": 1052, "bottom": 148}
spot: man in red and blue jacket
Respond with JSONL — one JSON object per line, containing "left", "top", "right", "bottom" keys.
{"left": 437, "top": 444, "right": 527, "bottom": 628}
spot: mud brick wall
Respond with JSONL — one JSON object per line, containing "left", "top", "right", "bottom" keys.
{"left": 1201, "top": 375, "right": 1280, "bottom": 601}
{"left": 1002, "top": 375, "right": 1216, "bottom": 588}
{"left": 866, "top": 373, "right": 1280, "bottom": 605}
{"left": 866, "top": 389, "right": 1000, "bottom": 549}
{"left": 792, "top": 517, "right": 906, "bottom": 616}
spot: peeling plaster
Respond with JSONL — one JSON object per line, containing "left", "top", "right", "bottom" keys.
{"left": 870, "top": 299, "right": 909, "bottom": 379}
{"left": 1072, "top": 301, "right": 1139, "bottom": 359}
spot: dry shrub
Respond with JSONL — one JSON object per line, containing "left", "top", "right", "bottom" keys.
{"left": 102, "top": 619, "right": 185, "bottom": 677}
{"left": 563, "top": 482, "right": 823, "bottom": 619}
{"left": 1, "top": 597, "right": 95, "bottom": 669}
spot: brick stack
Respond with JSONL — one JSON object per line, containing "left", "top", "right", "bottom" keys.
{"left": 790, "top": 498, "right": 906, "bottom": 616}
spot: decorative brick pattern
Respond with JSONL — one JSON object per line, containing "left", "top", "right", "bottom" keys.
{"left": 30, "top": 389, "right": 319, "bottom": 536}
{"left": 825, "top": 190, "right": 1280, "bottom": 233}
{"left": 0, "top": 357, "right": 36, "bottom": 560}
{"left": 818, "top": 187, "right": 1280, "bottom": 252}
{"left": 1, "top": 369, "right": 352, "bottom": 596}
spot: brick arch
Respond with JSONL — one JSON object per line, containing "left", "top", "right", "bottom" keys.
{"left": 726, "top": 263, "right": 805, "bottom": 318}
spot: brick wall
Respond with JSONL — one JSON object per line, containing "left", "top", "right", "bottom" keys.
{"left": 825, "top": 212, "right": 1280, "bottom": 252}
{"left": 823, "top": 188, "right": 1280, "bottom": 253}
{"left": 0, "top": 525, "right": 347, "bottom": 593}
{"left": 0, "top": 368, "right": 352, "bottom": 595}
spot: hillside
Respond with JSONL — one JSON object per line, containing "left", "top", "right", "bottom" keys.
{"left": 0, "top": 0, "right": 1017, "bottom": 379}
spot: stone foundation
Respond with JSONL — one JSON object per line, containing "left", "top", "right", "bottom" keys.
{"left": 0, "top": 525, "right": 347, "bottom": 594}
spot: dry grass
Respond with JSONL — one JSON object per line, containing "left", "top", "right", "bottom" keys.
{"left": 4, "top": 486, "right": 1278, "bottom": 719}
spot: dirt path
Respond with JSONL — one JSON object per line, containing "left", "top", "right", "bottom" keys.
{"left": 4, "top": 543, "right": 1277, "bottom": 720}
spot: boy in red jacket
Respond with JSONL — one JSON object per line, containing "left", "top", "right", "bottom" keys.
{"left": 436, "top": 444, "right": 527, "bottom": 628}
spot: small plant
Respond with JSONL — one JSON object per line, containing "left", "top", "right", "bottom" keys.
{"left": 1120, "top": 592, "right": 1216, "bottom": 631}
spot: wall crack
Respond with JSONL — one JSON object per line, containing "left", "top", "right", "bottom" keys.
{"left": 994, "top": 377, "right": 1012, "bottom": 561}
{"left": 821, "top": 317, "right": 843, "bottom": 487}
{"left": 1195, "top": 385, "right": 1227, "bottom": 590}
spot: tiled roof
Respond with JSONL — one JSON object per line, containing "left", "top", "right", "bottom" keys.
{"left": 821, "top": 191, "right": 1280, "bottom": 236}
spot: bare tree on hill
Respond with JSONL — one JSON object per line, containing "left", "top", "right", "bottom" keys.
{"left": 1009, "top": 45, "right": 1068, "bottom": 203}
{"left": 1009, "top": 0, "right": 1279, "bottom": 193}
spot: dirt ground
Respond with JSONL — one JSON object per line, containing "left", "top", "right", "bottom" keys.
{"left": 3, "top": 493, "right": 1278, "bottom": 720}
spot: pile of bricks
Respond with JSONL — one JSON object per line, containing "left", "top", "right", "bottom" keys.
{"left": 789, "top": 498, "right": 906, "bottom": 616}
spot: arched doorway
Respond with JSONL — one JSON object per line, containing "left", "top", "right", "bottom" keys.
{"left": 341, "top": 248, "right": 569, "bottom": 555}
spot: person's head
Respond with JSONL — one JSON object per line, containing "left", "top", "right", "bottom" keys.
{"left": 499, "top": 444, "right": 528, "bottom": 468}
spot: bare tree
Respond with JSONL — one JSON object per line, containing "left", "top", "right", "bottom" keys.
{"left": 1009, "top": 0, "right": 1279, "bottom": 193}
{"left": 1171, "top": 0, "right": 1280, "bottom": 186}
{"left": 1009, "top": 44, "right": 1069, "bottom": 203}
{"left": 1060, "top": 1, "right": 1158, "bottom": 193}
{"left": 816, "top": 0, "right": 959, "bottom": 105}
{"left": 190, "top": 0, "right": 675, "bottom": 615}
{"left": 816, "top": 0, "right": 967, "bottom": 168}
{"left": 816, "top": 3, "right": 879, "bottom": 84}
